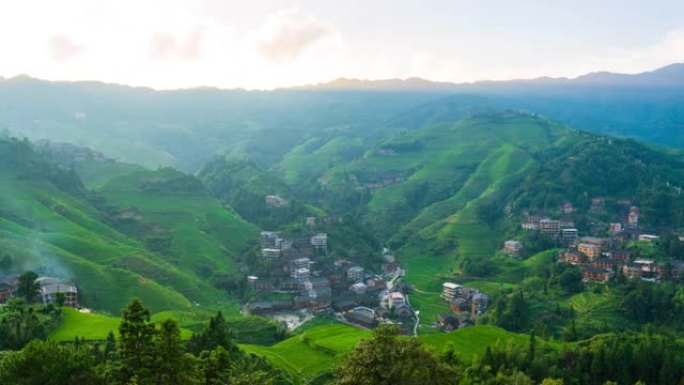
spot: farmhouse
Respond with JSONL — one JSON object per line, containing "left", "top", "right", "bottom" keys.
{"left": 344, "top": 307, "right": 378, "bottom": 328}
{"left": 265, "top": 195, "right": 288, "bottom": 207}
{"left": 36, "top": 277, "right": 78, "bottom": 307}
{"left": 503, "top": 240, "right": 523, "bottom": 257}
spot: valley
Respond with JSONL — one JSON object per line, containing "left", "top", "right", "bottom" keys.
{"left": 3, "top": 67, "right": 684, "bottom": 384}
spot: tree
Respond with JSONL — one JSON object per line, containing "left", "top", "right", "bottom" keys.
{"left": 187, "top": 311, "right": 238, "bottom": 356}
{"left": 55, "top": 292, "right": 66, "bottom": 308}
{"left": 558, "top": 269, "right": 583, "bottom": 293}
{"left": 152, "top": 319, "right": 197, "bottom": 385}
{"left": 333, "top": 326, "right": 458, "bottom": 385}
{"left": 16, "top": 271, "right": 40, "bottom": 303}
{"left": 117, "top": 299, "right": 158, "bottom": 384}
{"left": 0, "top": 340, "right": 97, "bottom": 385}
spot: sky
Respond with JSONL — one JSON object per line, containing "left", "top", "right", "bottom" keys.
{"left": 1, "top": 0, "right": 684, "bottom": 90}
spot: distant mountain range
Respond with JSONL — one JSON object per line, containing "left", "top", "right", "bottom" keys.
{"left": 290, "top": 63, "right": 684, "bottom": 91}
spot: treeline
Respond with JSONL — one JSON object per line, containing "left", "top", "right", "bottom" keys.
{"left": 0, "top": 299, "right": 287, "bottom": 385}
{"left": 332, "top": 326, "right": 684, "bottom": 385}
{"left": 3, "top": 303, "right": 684, "bottom": 384}
{"left": 0, "top": 137, "right": 85, "bottom": 197}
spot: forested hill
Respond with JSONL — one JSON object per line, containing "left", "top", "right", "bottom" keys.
{"left": 0, "top": 137, "right": 258, "bottom": 313}
{"left": 3, "top": 64, "right": 684, "bottom": 174}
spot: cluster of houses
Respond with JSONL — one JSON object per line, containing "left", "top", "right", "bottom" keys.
{"left": 558, "top": 237, "right": 684, "bottom": 283}
{"left": 514, "top": 200, "right": 684, "bottom": 283}
{"left": 520, "top": 200, "right": 642, "bottom": 245}
{"left": 436, "top": 282, "right": 489, "bottom": 331}
{"left": 341, "top": 288, "right": 417, "bottom": 334}
{"left": 0, "top": 275, "right": 78, "bottom": 307}
{"left": 247, "top": 230, "right": 417, "bottom": 332}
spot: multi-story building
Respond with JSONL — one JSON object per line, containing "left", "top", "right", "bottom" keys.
{"left": 577, "top": 243, "right": 601, "bottom": 260}
{"left": 561, "top": 228, "right": 579, "bottom": 245}
{"left": 582, "top": 266, "right": 613, "bottom": 283}
{"left": 311, "top": 233, "right": 328, "bottom": 248}
{"left": 579, "top": 236, "right": 612, "bottom": 251}
{"left": 347, "top": 266, "right": 365, "bottom": 282}
{"left": 36, "top": 277, "right": 78, "bottom": 307}
{"left": 591, "top": 258, "right": 618, "bottom": 270}
{"left": 291, "top": 268, "right": 310, "bottom": 282}
{"left": 442, "top": 282, "right": 460, "bottom": 301}
{"left": 539, "top": 219, "right": 561, "bottom": 236}
{"left": 560, "top": 250, "right": 588, "bottom": 265}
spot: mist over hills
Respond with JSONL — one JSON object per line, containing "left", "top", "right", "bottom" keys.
{"left": 1, "top": 63, "right": 684, "bottom": 175}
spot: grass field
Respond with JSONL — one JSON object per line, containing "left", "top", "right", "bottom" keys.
{"left": 50, "top": 308, "right": 194, "bottom": 341}
{"left": 242, "top": 324, "right": 563, "bottom": 383}
{"left": 242, "top": 325, "right": 370, "bottom": 384}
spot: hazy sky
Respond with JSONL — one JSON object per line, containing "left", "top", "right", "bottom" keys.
{"left": 1, "top": 0, "right": 683, "bottom": 89}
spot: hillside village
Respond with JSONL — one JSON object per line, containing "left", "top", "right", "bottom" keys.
{"left": 245, "top": 226, "right": 424, "bottom": 334}
{"left": 509, "top": 198, "right": 684, "bottom": 284}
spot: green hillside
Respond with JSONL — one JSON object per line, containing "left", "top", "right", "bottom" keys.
{"left": 241, "top": 324, "right": 559, "bottom": 383}
{"left": 0, "top": 138, "right": 258, "bottom": 313}
{"left": 96, "top": 167, "right": 259, "bottom": 280}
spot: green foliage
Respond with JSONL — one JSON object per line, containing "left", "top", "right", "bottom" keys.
{"left": 186, "top": 311, "right": 239, "bottom": 356}
{"left": 481, "top": 290, "right": 530, "bottom": 332}
{"left": 0, "top": 300, "right": 61, "bottom": 350}
{"left": 116, "top": 299, "right": 158, "bottom": 384}
{"left": 333, "top": 326, "right": 459, "bottom": 385}
{"left": 0, "top": 340, "right": 98, "bottom": 385}
{"left": 16, "top": 272, "right": 40, "bottom": 303}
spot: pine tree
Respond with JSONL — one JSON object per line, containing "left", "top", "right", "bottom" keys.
{"left": 117, "top": 299, "right": 157, "bottom": 385}
{"left": 153, "top": 319, "right": 197, "bottom": 385}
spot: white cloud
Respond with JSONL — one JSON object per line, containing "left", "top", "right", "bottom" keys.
{"left": 47, "top": 35, "right": 84, "bottom": 62}
{"left": 150, "top": 27, "right": 204, "bottom": 61}
{"left": 254, "top": 8, "right": 338, "bottom": 62}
